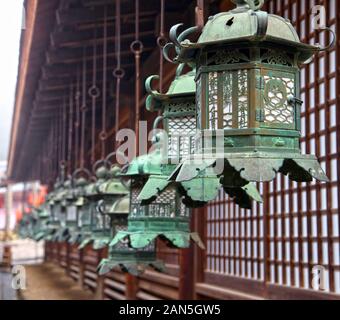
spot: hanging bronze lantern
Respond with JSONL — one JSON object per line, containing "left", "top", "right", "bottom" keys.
{"left": 166, "top": 0, "right": 333, "bottom": 193}
{"left": 98, "top": 194, "right": 164, "bottom": 276}
{"left": 67, "top": 175, "right": 89, "bottom": 244}
{"left": 139, "top": 64, "right": 262, "bottom": 209}
{"left": 52, "top": 180, "right": 72, "bottom": 242}
{"left": 109, "top": 150, "right": 204, "bottom": 250}
{"left": 90, "top": 166, "right": 129, "bottom": 249}
{"left": 78, "top": 165, "right": 110, "bottom": 249}
{"left": 31, "top": 204, "right": 51, "bottom": 241}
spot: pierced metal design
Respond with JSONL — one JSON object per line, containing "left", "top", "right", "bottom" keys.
{"left": 208, "top": 72, "right": 218, "bottom": 129}
{"left": 263, "top": 75, "right": 294, "bottom": 124}
{"left": 131, "top": 186, "right": 146, "bottom": 218}
{"left": 222, "top": 71, "right": 233, "bottom": 128}
{"left": 209, "top": 49, "right": 250, "bottom": 65}
{"left": 165, "top": 102, "right": 195, "bottom": 114}
{"left": 196, "top": 80, "right": 202, "bottom": 130}
{"left": 168, "top": 116, "right": 196, "bottom": 158}
{"left": 237, "top": 70, "right": 248, "bottom": 128}
{"left": 261, "top": 49, "right": 294, "bottom": 66}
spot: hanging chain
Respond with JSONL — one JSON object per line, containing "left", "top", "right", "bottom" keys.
{"left": 68, "top": 82, "right": 74, "bottom": 176}
{"left": 75, "top": 65, "right": 81, "bottom": 168}
{"left": 131, "top": 0, "right": 143, "bottom": 154}
{"left": 114, "top": 0, "right": 125, "bottom": 150}
{"left": 158, "top": 0, "right": 166, "bottom": 94}
{"left": 89, "top": 27, "right": 100, "bottom": 164}
{"left": 100, "top": 5, "right": 108, "bottom": 159}
{"left": 61, "top": 95, "right": 67, "bottom": 182}
{"left": 80, "top": 47, "right": 87, "bottom": 170}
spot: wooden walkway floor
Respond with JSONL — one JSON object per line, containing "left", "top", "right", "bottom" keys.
{"left": 19, "top": 263, "right": 95, "bottom": 300}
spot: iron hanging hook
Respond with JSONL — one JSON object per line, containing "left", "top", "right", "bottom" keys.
{"left": 316, "top": 27, "right": 336, "bottom": 52}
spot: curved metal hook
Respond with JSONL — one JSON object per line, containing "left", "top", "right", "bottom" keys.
{"left": 163, "top": 43, "right": 177, "bottom": 63}
{"left": 92, "top": 159, "right": 108, "bottom": 174}
{"left": 169, "top": 23, "right": 184, "bottom": 48}
{"left": 72, "top": 168, "right": 92, "bottom": 181}
{"left": 177, "top": 26, "right": 199, "bottom": 43}
{"left": 317, "top": 27, "right": 336, "bottom": 52}
{"left": 105, "top": 151, "right": 116, "bottom": 167}
{"left": 145, "top": 75, "right": 161, "bottom": 95}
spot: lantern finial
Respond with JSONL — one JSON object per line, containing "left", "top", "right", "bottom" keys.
{"left": 231, "top": 0, "right": 264, "bottom": 11}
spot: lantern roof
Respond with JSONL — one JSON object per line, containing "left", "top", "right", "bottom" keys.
{"left": 110, "top": 195, "right": 130, "bottom": 215}
{"left": 97, "top": 166, "right": 129, "bottom": 196}
{"left": 124, "top": 149, "right": 168, "bottom": 177}
{"left": 145, "top": 65, "right": 195, "bottom": 112}
{"left": 168, "top": 0, "right": 334, "bottom": 64}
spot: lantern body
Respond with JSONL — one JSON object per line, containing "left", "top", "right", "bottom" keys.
{"left": 98, "top": 196, "right": 164, "bottom": 276}
{"left": 168, "top": 1, "right": 329, "bottom": 192}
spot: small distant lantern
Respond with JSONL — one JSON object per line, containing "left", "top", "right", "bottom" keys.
{"left": 32, "top": 205, "right": 51, "bottom": 241}
{"left": 90, "top": 166, "right": 129, "bottom": 249}
{"left": 67, "top": 176, "right": 89, "bottom": 244}
{"left": 78, "top": 165, "right": 110, "bottom": 249}
{"left": 167, "top": 0, "right": 333, "bottom": 194}
{"left": 78, "top": 166, "right": 128, "bottom": 250}
{"left": 52, "top": 180, "right": 72, "bottom": 242}
{"left": 140, "top": 64, "right": 262, "bottom": 209}
{"left": 98, "top": 196, "right": 164, "bottom": 276}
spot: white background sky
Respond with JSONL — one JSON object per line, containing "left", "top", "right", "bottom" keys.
{"left": 0, "top": 1, "right": 24, "bottom": 162}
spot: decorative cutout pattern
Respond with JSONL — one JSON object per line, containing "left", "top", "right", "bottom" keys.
{"left": 208, "top": 72, "right": 218, "bottom": 129}
{"left": 237, "top": 70, "right": 248, "bottom": 128}
{"left": 264, "top": 75, "right": 294, "bottom": 124}
{"left": 222, "top": 72, "right": 233, "bottom": 128}
{"left": 261, "top": 49, "right": 294, "bottom": 66}
{"left": 168, "top": 115, "right": 196, "bottom": 159}
{"left": 210, "top": 49, "right": 250, "bottom": 65}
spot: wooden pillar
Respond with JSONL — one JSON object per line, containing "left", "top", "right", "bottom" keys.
{"left": 196, "top": 0, "right": 209, "bottom": 29}
{"left": 95, "top": 248, "right": 106, "bottom": 300}
{"left": 78, "top": 248, "right": 85, "bottom": 288}
{"left": 179, "top": 210, "right": 196, "bottom": 299}
{"left": 126, "top": 274, "right": 138, "bottom": 300}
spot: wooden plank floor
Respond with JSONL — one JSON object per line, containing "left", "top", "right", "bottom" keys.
{"left": 19, "top": 262, "right": 94, "bottom": 300}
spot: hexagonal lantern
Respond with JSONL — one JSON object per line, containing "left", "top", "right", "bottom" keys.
{"left": 139, "top": 64, "right": 262, "bottom": 209}
{"left": 110, "top": 152, "right": 205, "bottom": 250}
{"left": 90, "top": 166, "right": 129, "bottom": 249}
{"left": 52, "top": 180, "right": 72, "bottom": 242}
{"left": 67, "top": 176, "right": 89, "bottom": 244}
{"left": 78, "top": 166, "right": 128, "bottom": 250}
{"left": 167, "top": 0, "right": 333, "bottom": 191}
{"left": 98, "top": 195, "right": 164, "bottom": 276}
{"left": 78, "top": 166, "right": 111, "bottom": 249}
{"left": 31, "top": 204, "right": 51, "bottom": 241}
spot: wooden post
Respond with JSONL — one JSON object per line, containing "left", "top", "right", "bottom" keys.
{"left": 196, "top": 0, "right": 209, "bottom": 29}
{"left": 126, "top": 274, "right": 138, "bottom": 300}
{"left": 179, "top": 210, "right": 196, "bottom": 299}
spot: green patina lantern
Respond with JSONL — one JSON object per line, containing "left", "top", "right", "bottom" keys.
{"left": 110, "top": 151, "right": 205, "bottom": 250}
{"left": 31, "top": 204, "right": 51, "bottom": 241}
{"left": 139, "top": 64, "right": 262, "bottom": 209}
{"left": 166, "top": 0, "right": 333, "bottom": 193}
{"left": 67, "top": 176, "right": 89, "bottom": 244}
{"left": 98, "top": 195, "right": 164, "bottom": 276}
{"left": 78, "top": 166, "right": 128, "bottom": 250}
{"left": 52, "top": 180, "right": 72, "bottom": 242}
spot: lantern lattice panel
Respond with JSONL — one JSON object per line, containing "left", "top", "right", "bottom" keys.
{"left": 263, "top": 74, "right": 295, "bottom": 125}
{"left": 208, "top": 70, "right": 249, "bottom": 130}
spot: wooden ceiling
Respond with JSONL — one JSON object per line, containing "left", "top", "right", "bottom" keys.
{"left": 8, "top": 0, "right": 198, "bottom": 183}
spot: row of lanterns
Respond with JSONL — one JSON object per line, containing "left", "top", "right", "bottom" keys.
{"left": 18, "top": 0, "right": 332, "bottom": 276}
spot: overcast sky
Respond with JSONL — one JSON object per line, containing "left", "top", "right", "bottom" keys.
{"left": 0, "top": 1, "right": 24, "bottom": 162}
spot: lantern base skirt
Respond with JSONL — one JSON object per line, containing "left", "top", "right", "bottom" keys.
{"left": 97, "top": 253, "right": 165, "bottom": 276}
{"left": 110, "top": 230, "right": 205, "bottom": 249}
{"left": 170, "top": 152, "right": 329, "bottom": 184}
